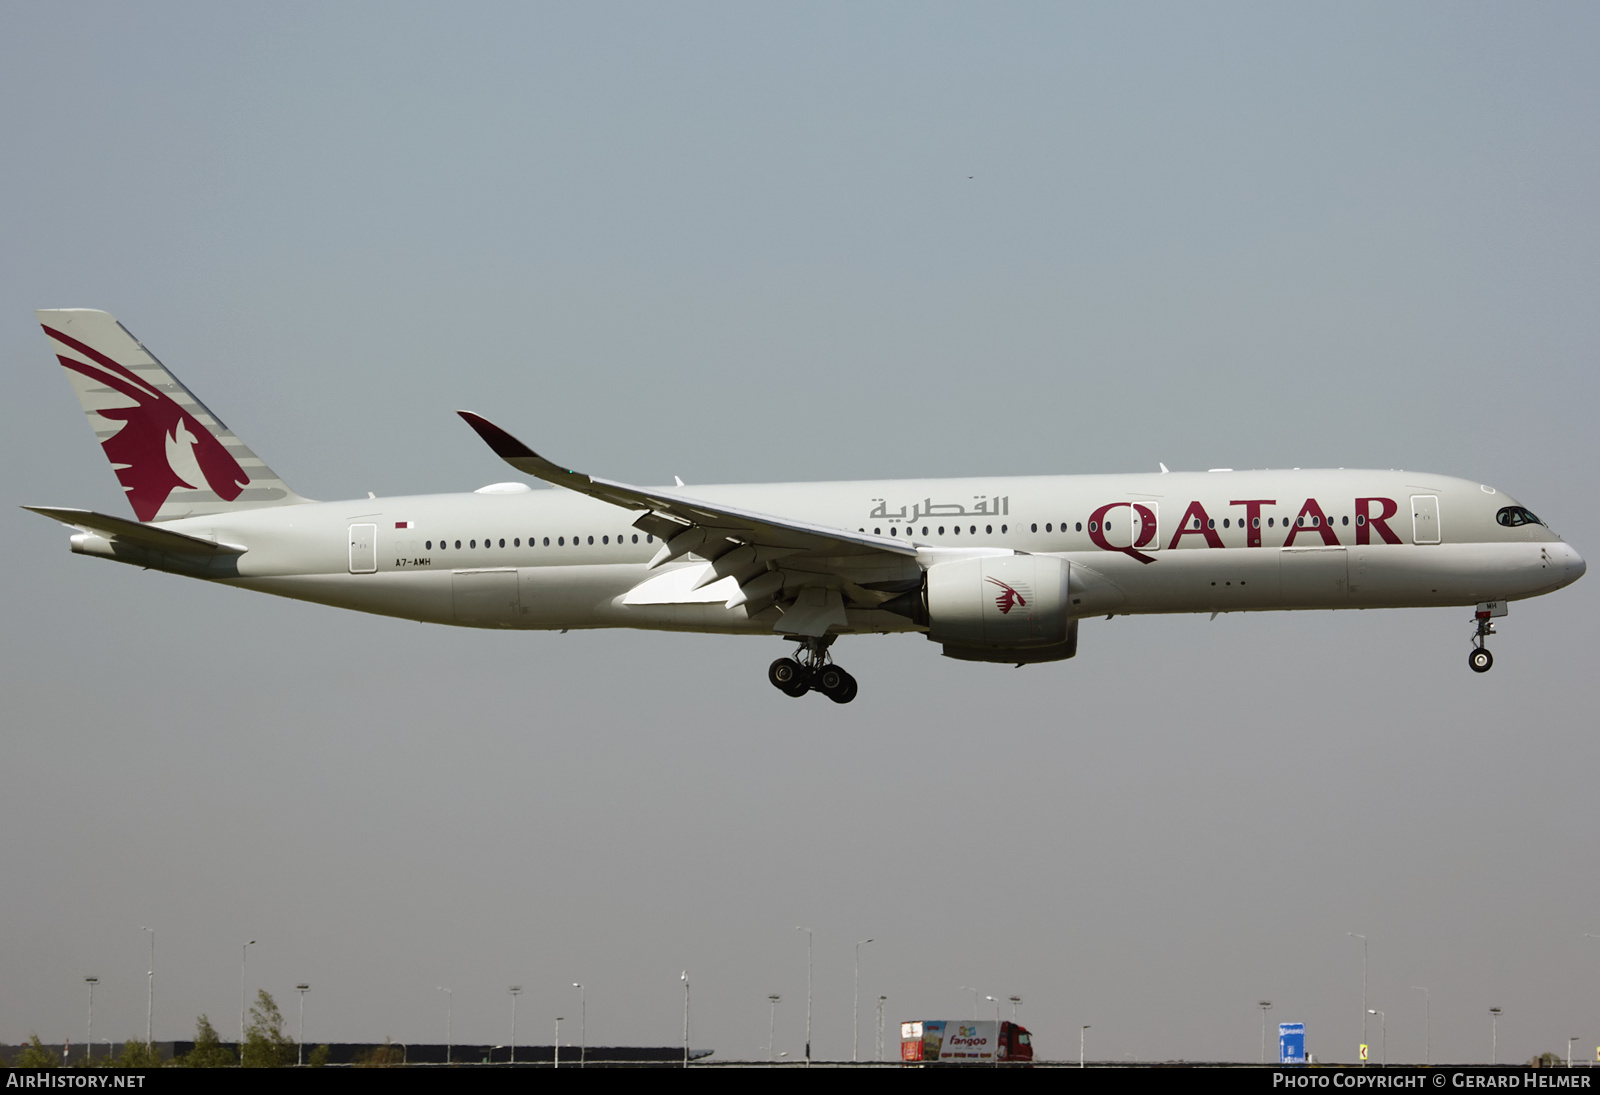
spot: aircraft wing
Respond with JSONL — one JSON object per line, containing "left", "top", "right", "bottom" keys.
{"left": 458, "top": 412, "right": 916, "bottom": 562}
{"left": 458, "top": 412, "right": 921, "bottom": 633}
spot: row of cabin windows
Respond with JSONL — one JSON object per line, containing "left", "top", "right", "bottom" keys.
{"left": 426, "top": 533, "right": 656, "bottom": 551}
{"left": 421, "top": 511, "right": 1376, "bottom": 553}
{"left": 861, "top": 514, "right": 1372, "bottom": 539}
{"left": 862, "top": 524, "right": 1010, "bottom": 536}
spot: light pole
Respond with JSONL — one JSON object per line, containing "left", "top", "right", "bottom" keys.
{"left": 1348, "top": 933, "right": 1367, "bottom": 1062}
{"left": 1009, "top": 995, "right": 1022, "bottom": 1024}
{"left": 768, "top": 994, "right": 780, "bottom": 1062}
{"left": 84, "top": 977, "right": 98, "bottom": 1065}
{"left": 572, "top": 983, "right": 586, "bottom": 1067}
{"left": 295, "top": 984, "right": 309, "bottom": 1067}
{"left": 1413, "top": 986, "right": 1430, "bottom": 1066}
{"left": 853, "top": 937, "right": 874, "bottom": 1062}
{"left": 438, "top": 988, "right": 452, "bottom": 1065}
{"left": 142, "top": 927, "right": 154, "bottom": 1048}
{"left": 1571, "top": 1037, "right": 1580, "bottom": 1068}
{"left": 1368, "top": 1009, "right": 1386, "bottom": 1066}
{"left": 1489, "top": 1007, "right": 1502, "bottom": 1065}
{"left": 1259, "top": 1001, "right": 1273, "bottom": 1064}
{"left": 508, "top": 986, "right": 522, "bottom": 1065}
{"left": 681, "top": 971, "right": 690, "bottom": 1069}
{"left": 554, "top": 1016, "right": 563, "bottom": 1068}
{"left": 877, "top": 996, "right": 887, "bottom": 1061}
{"left": 240, "top": 939, "right": 255, "bottom": 1063}
{"left": 1080, "top": 1024, "right": 1090, "bottom": 1068}
{"left": 961, "top": 985, "right": 980, "bottom": 1020}
{"left": 796, "top": 927, "right": 812, "bottom": 1066}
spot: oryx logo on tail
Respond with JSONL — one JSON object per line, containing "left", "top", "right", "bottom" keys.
{"left": 42, "top": 323, "right": 251, "bottom": 522}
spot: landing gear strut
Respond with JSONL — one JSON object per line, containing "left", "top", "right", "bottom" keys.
{"left": 768, "top": 635, "right": 858, "bottom": 703}
{"left": 1469, "top": 601, "right": 1505, "bottom": 674}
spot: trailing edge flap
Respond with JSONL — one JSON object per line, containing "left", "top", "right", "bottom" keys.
{"left": 457, "top": 412, "right": 917, "bottom": 561}
{"left": 23, "top": 506, "right": 247, "bottom": 555}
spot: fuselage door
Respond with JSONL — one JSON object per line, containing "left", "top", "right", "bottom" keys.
{"left": 1411, "top": 495, "right": 1441, "bottom": 544}
{"left": 1100, "top": 501, "right": 1160, "bottom": 553}
{"left": 348, "top": 524, "right": 377, "bottom": 574}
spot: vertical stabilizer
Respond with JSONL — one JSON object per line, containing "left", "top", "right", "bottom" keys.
{"left": 37, "top": 309, "right": 308, "bottom": 522}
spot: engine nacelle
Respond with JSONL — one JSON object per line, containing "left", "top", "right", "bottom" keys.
{"left": 924, "top": 554, "right": 1072, "bottom": 649}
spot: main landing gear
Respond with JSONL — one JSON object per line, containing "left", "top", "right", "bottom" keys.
{"left": 1469, "top": 601, "right": 1507, "bottom": 674}
{"left": 768, "top": 635, "right": 858, "bottom": 704}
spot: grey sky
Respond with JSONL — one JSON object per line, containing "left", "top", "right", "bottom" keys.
{"left": 2, "top": 1, "right": 1597, "bottom": 1064}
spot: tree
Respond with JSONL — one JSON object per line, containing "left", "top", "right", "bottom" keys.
{"left": 242, "top": 989, "right": 295, "bottom": 1068}
{"left": 115, "top": 1040, "right": 162, "bottom": 1068}
{"left": 178, "top": 1014, "right": 235, "bottom": 1068}
{"left": 307, "top": 1043, "right": 331, "bottom": 1068}
{"left": 16, "top": 1035, "right": 56, "bottom": 1068}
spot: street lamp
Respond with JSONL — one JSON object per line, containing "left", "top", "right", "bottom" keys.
{"left": 1080, "top": 1024, "right": 1090, "bottom": 1068}
{"left": 438, "top": 987, "right": 453, "bottom": 1065}
{"left": 572, "top": 982, "right": 586, "bottom": 1067}
{"left": 767, "top": 995, "right": 781, "bottom": 1062}
{"left": 681, "top": 971, "right": 690, "bottom": 1069}
{"left": 1570, "top": 1037, "right": 1580, "bottom": 1069}
{"left": 141, "top": 927, "right": 155, "bottom": 1049}
{"left": 796, "top": 927, "right": 812, "bottom": 1066}
{"left": 240, "top": 940, "right": 256, "bottom": 1064}
{"left": 508, "top": 986, "right": 522, "bottom": 1065}
{"left": 1489, "top": 1007, "right": 1502, "bottom": 1065}
{"left": 1413, "top": 987, "right": 1430, "bottom": 1066}
{"left": 853, "top": 937, "right": 874, "bottom": 1062}
{"left": 1009, "top": 995, "right": 1022, "bottom": 1024}
{"left": 295, "top": 984, "right": 309, "bottom": 1067}
{"left": 877, "top": 996, "right": 888, "bottom": 1062}
{"left": 554, "top": 1016, "right": 563, "bottom": 1069}
{"left": 1368, "top": 1009, "right": 1386, "bottom": 1066}
{"left": 84, "top": 977, "right": 98, "bottom": 1065}
{"left": 1259, "top": 1001, "right": 1273, "bottom": 1064}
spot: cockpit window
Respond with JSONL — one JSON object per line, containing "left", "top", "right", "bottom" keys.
{"left": 1496, "top": 506, "right": 1543, "bottom": 528}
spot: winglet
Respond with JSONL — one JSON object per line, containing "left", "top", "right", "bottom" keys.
{"left": 457, "top": 411, "right": 540, "bottom": 460}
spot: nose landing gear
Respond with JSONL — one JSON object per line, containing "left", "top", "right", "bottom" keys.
{"left": 1469, "top": 601, "right": 1507, "bottom": 674}
{"left": 768, "top": 635, "right": 858, "bottom": 703}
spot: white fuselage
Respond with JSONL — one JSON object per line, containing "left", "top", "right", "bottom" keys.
{"left": 93, "top": 468, "right": 1583, "bottom": 636}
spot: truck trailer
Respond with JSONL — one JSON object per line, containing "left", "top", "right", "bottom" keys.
{"left": 900, "top": 1020, "right": 1033, "bottom": 1064}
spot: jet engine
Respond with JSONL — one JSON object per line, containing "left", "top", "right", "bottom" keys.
{"left": 882, "top": 554, "right": 1090, "bottom": 663}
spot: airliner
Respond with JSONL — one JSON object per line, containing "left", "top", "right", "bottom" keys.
{"left": 29, "top": 309, "right": 1584, "bottom": 703}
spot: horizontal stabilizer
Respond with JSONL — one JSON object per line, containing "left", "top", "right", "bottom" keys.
{"left": 23, "top": 506, "right": 246, "bottom": 555}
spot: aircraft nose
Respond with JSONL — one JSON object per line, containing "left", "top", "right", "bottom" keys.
{"left": 1557, "top": 542, "right": 1586, "bottom": 584}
